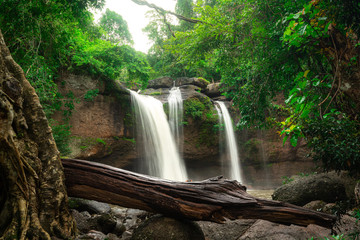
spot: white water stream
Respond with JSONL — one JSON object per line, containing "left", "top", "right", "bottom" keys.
{"left": 216, "top": 101, "right": 243, "bottom": 183}
{"left": 168, "top": 86, "right": 183, "bottom": 154}
{"left": 130, "top": 90, "right": 188, "bottom": 181}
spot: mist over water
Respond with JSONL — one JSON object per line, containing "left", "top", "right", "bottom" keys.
{"left": 130, "top": 90, "right": 188, "bottom": 181}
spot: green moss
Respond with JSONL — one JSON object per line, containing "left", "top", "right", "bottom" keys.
{"left": 150, "top": 91, "right": 162, "bottom": 95}
{"left": 197, "top": 76, "right": 210, "bottom": 84}
{"left": 122, "top": 137, "right": 136, "bottom": 144}
{"left": 183, "top": 97, "right": 219, "bottom": 147}
{"left": 184, "top": 98, "right": 205, "bottom": 120}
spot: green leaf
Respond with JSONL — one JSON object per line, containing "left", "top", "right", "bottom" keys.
{"left": 290, "top": 135, "right": 298, "bottom": 147}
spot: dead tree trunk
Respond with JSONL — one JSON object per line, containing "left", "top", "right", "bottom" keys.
{"left": 0, "top": 30, "right": 75, "bottom": 239}
{"left": 62, "top": 158, "right": 336, "bottom": 229}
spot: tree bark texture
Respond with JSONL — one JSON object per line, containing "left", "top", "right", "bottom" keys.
{"left": 62, "top": 158, "right": 337, "bottom": 229}
{"left": 0, "top": 30, "right": 75, "bottom": 239}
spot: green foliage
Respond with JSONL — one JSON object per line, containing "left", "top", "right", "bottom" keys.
{"left": 184, "top": 98, "right": 206, "bottom": 119}
{"left": 303, "top": 112, "right": 360, "bottom": 174}
{"left": 122, "top": 137, "right": 136, "bottom": 144}
{"left": 96, "top": 138, "right": 106, "bottom": 145}
{"left": 309, "top": 235, "right": 346, "bottom": 240}
{"left": 99, "top": 8, "right": 133, "bottom": 45}
{"left": 84, "top": 89, "right": 99, "bottom": 101}
{"left": 0, "top": 0, "right": 152, "bottom": 155}
{"left": 50, "top": 120, "right": 72, "bottom": 156}
{"left": 281, "top": 176, "right": 294, "bottom": 185}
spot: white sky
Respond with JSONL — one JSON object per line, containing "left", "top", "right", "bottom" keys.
{"left": 94, "top": 0, "right": 177, "bottom": 53}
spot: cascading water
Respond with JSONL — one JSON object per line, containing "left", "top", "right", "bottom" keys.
{"left": 216, "top": 101, "right": 244, "bottom": 183}
{"left": 130, "top": 90, "right": 188, "bottom": 181}
{"left": 168, "top": 85, "right": 183, "bottom": 154}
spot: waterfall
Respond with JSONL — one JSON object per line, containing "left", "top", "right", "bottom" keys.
{"left": 130, "top": 90, "right": 188, "bottom": 181}
{"left": 216, "top": 101, "right": 243, "bottom": 183}
{"left": 168, "top": 86, "right": 183, "bottom": 154}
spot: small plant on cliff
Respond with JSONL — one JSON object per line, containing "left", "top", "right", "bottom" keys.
{"left": 96, "top": 138, "right": 107, "bottom": 145}
{"left": 281, "top": 176, "right": 294, "bottom": 185}
{"left": 84, "top": 89, "right": 99, "bottom": 101}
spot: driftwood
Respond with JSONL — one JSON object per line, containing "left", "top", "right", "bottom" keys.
{"left": 62, "top": 158, "right": 336, "bottom": 228}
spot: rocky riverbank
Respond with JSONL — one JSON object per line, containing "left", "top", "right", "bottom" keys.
{"left": 70, "top": 171, "right": 360, "bottom": 239}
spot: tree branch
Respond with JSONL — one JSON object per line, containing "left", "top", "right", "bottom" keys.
{"left": 131, "top": 0, "right": 205, "bottom": 24}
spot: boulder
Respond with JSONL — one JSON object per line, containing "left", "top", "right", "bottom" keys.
{"left": 69, "top": 198, "right": 111, "bottom": 214}
{"left": 175, "top": 77, "right": 209, "bottom": 90}
{"left": 237, "top": 220, "right": 331, "bottom": 240}
{"left": 94, "top": 213, "right": 117, "bottom": 234}
{"left": 198, "top": 219, "right": 255, "bottom": 240}
{"left": 272, "top": 172, "right": 351, "bottom": 206}
{"left": 303, "top": 200, "right": 327, "bottom": 212}
{"left": 204, "top": 82, "right": 222, "bottom": 97}
{"left": 147, "top": 76, "right": 175, "bottom": 88}
{"left": 131, "top": 215, "right": 205, "bottom": 240}
{"left": 71, "top": 210, "right": 94, "bottom": 234}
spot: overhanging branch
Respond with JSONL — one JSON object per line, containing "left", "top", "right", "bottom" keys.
{"left": 131, "top": 0, "right": 205, "bottom": 24}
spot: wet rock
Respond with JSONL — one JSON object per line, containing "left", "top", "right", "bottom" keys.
{"left": 124, "top": 209, "right": 151, "bottom": 230}
{"left": 334, "top": 214, "right": 360, "bottom": 237}
{"left": 272, "top": 172, "right": 349, "bottom": 206}
{"left": 69, "top": 198, "right": 111, "bottom": 214}
{"left": 71, "top": 210, "right": 93, "bottom": 234}
{"left": 147, "top": 76, "right": 174, "bottom": 88}
{"left": 303, "top": 200, "right": 327, "bottom": 211}
{"left": 76, "top": 230, "right": 107, "bottom": 240}
{"left": 175, "top": 77, "right": 209, "bottom": 90}
{"left": 322, "top": 203, "right": 337, "bottom": 214}
{"left": 94, "top": 213, "right": 117, "bottom": 234}
{"left": 238, "top": 220, "right": 331, "bottom": 240}
{"left": 204, "top": 82, "right": 222, "bottom": 97}
{"left": 199, "top": 219, "right": 255, "bottom": 240}
{"left": 131, "top": 215, "right": 205, "bottom": 240}
{"left": 106, "top": 233, "right": 122, "bottom": 240}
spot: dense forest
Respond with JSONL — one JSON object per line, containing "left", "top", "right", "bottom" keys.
{"left": 0, "top": 0, "right": 360, "bottom": 239}
{"left": 0, "top": 0, "right": 359, "bottom": 172}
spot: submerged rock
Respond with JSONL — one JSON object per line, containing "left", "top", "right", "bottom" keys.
{"left": 131, "top": 215, "right": 205, "bottom": 240}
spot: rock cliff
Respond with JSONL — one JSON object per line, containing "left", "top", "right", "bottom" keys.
{"left": 54, "top": 74, "right": 316, "bottom": 188}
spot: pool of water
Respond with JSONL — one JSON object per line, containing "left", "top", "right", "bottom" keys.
{"left": 247, "top": 189, "right": 274, "bottom": 200}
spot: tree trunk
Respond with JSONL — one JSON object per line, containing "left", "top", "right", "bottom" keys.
{"left": 0, "top": 30, "right": 75, "bottom": 239}
{"left": 62, "top": 158, "right": 337, "bottom": 229}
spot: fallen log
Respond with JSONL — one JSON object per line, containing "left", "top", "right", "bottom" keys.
{"left": 61, "top": 158, "right": 336, "bottom": 228}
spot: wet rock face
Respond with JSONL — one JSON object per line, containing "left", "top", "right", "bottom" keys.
{"left": 237, "top": 129, "right": 314, "bottom": 188}
{"left": 53, "top": 73, "right": 136, "bottom": 168}
{"left": 131, "top": 215, "right": 205, "bottom": 240}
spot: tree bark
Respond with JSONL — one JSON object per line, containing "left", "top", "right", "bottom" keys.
{"left": 0, "top": 29, "right": 75, "bottom": 239}
{"left": 62, "top": 158, "right": 337, "bottom": 229}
